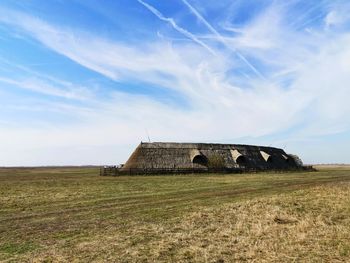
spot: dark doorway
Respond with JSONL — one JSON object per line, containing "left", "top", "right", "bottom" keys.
{"left": 192, "top": 155, "right": 208, "bottom": 166}
{"left": 236, "top": 155, "right": 246, "bottom": 165}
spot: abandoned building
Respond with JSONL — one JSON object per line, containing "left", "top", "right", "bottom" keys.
{"left": 119, "top": 142, "right": 303, "bottom": 173}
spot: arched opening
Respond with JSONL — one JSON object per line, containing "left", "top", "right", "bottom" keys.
{"left": 192, "top": 155, "right": 208, "bottom": 166}
{"left": 236, "top": 155, "right": 246, "bottom": 165}
{"left": 230, "top": 149, "right": 246, "bottom": 166}
{"left": 260, "top": 151, "right": 273, "bottom": 163}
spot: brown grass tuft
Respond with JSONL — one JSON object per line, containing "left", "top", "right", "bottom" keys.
{"left": 1, "top": 167, "right": 350, "bottom": 262}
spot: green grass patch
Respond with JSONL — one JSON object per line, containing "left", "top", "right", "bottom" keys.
{"left": 0, "top": 241, "right": 39, "bottom": 255}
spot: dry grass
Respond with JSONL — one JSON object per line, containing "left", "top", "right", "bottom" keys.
{"left": 314, "top": 164, "right": 350, "bottom": 170}
{"left": 1, "top": 167, "right": 350, "bottom": 262}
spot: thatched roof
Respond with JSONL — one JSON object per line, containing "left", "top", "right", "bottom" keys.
{"left": 121, "top": 142, "right": 301, "bottom": 171}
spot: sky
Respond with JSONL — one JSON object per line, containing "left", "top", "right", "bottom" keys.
{"left": 0, "top": 0, "right": 350, "bottom": 166}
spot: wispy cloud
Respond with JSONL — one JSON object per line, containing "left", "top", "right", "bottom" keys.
{"left": 181, "top": 0, "right": 265, "bottom": 79}
{"left": 324, "top": 3, "right": 350, "bottom": 29}
{"left": 137, "top": 0, "right": 216, "bottom": 56}
{"left": 0, "top": 1, "right": 349, "bottom": 165}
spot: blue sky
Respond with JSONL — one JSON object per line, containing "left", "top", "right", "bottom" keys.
{"left": 0, "top": 0, "right": 350, "bottom": 165}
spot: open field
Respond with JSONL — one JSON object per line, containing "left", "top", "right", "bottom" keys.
{"left": 1, "top": 167, "right": 350, "bottom": 262}
{"left": 314, "top": 164, "right": 350, "bottom": 170}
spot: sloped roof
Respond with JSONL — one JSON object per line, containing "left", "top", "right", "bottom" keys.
{"left": 121, "top": 142, "right": 300, "bottom": 171}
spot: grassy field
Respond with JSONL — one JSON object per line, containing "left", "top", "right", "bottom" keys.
{"left": 0, "top": 167, "right": 350, "bottom": 262}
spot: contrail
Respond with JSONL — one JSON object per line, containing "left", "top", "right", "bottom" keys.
{"left": 296, "top": 12, "right": 326, "bottom": 30}
{"left": 181, "top": 0, "right": 265, "bottom": 79}
{"left": 137, "top": 0, "right": 216, "bottom": 56}
{"left": 289, "top": 1, "right": 325, "bottom": 28}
